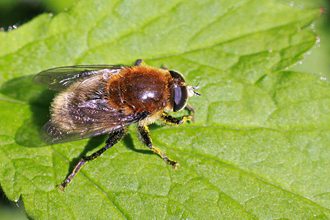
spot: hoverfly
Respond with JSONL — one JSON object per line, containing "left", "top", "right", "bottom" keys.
{"left": 34, "top": 59, "right": 200, "bottom": 191}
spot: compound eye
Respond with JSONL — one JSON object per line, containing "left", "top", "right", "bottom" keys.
{"left": 169, "top": 70, "right": 185, "bottom": 82}
{"left": 172, "top": 86, "right": 188, "bottom": 112}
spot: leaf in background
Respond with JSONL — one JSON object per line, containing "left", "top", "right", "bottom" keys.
{"left": 0, "top": 0, "right": 326, "bottom": 219}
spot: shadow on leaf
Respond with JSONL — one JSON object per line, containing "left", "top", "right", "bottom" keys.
{"left": 0, "top": 75, "right": 54, "bottom": 147}
{"left": 123, "top": 133, "right": 153, "bottom": 155}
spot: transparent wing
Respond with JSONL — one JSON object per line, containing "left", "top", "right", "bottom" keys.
{"left": 40, "top": 99, "right": 150, "bottom": 144}
{"left": 33, "top": 65, "right": 123, "bottom": 91}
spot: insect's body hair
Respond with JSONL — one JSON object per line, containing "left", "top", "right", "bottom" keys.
{"left": 51, "top": 66, "right": 175, "bottom": 133}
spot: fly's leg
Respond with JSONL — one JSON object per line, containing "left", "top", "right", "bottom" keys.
{"left": 135, "top": 59, "right": 147, "bottom": 67}
{"left": 185, "top": 104, "right": 195, "bottom": 122}
{"left": 138, "top": 125, "right": 179, "bottom": 168}
{"left": 135, "top": 59, "right": 169, "bottom": 70}
{"left": 58, "top": 128, "right": 127, "bottom": 191}
{"left": 160, "top": 112, "right": 193, "bottom": 125}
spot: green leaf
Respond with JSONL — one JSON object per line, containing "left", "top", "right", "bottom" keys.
{"left": 0, "top": 0, "right": 327, "bottom": 219}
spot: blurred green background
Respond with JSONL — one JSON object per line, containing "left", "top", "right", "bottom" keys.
{"left": 0, "top": 0, "right": 329, "bottom": 219}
